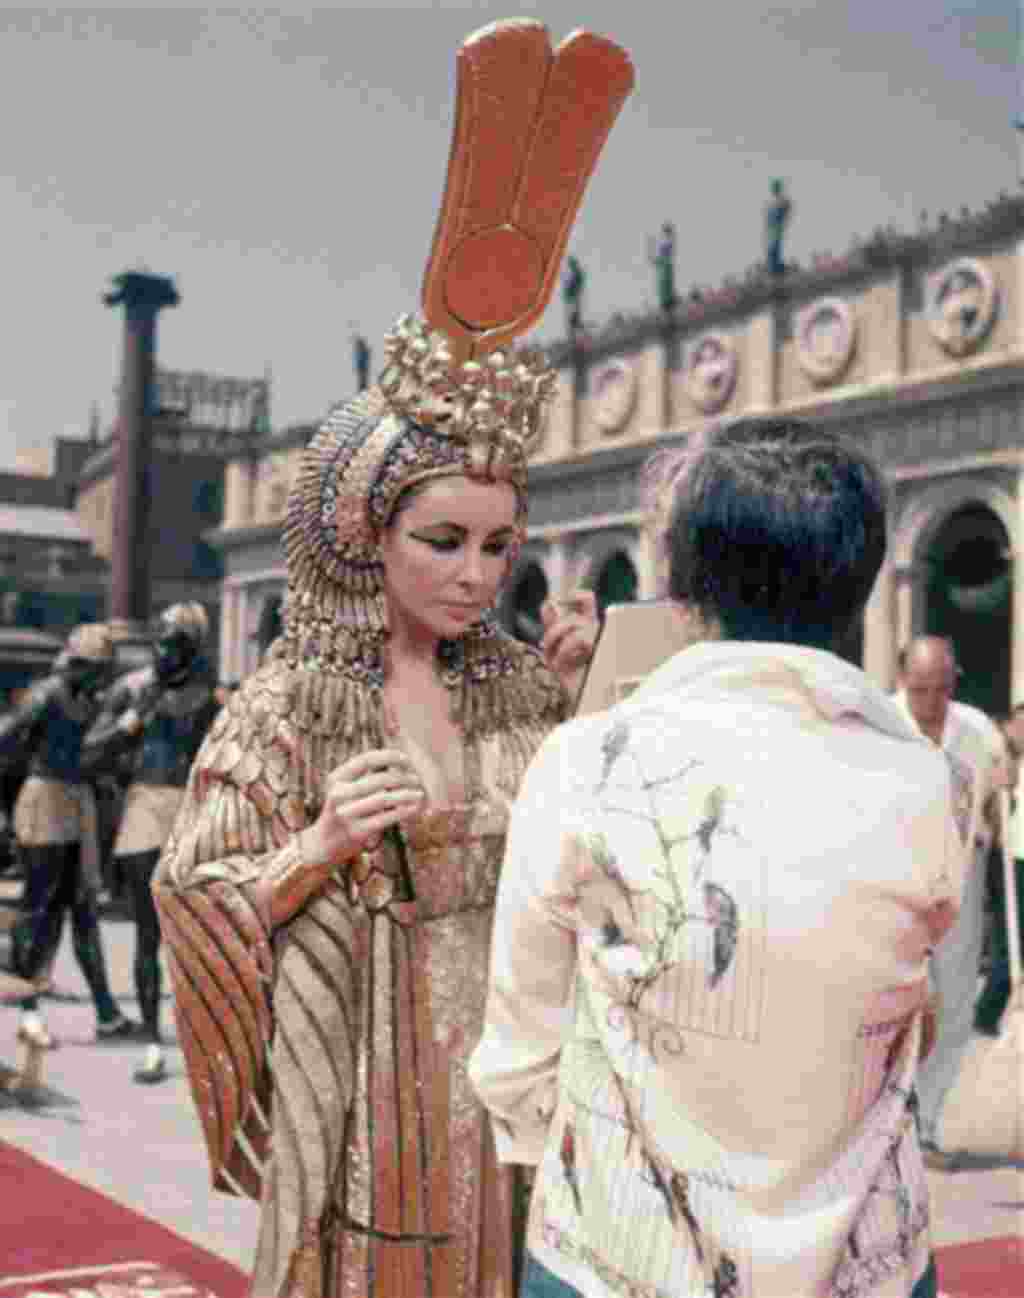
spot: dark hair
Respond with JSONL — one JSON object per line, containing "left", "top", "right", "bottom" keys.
{"left": 661, "top": 416, "right": 887, "bottom": 649}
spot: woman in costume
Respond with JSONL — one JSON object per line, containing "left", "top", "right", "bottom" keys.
{"left": 153, "top": 20, "right": 633, "bottom": 1298}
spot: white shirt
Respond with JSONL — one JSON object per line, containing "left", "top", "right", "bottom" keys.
{"left": 894, "top": 695, "right": 1005, "bottom": 857}
{"left": 471, "top": 641, "right": 961, "bottom": 1298}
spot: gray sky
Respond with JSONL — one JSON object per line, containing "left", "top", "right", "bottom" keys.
{"left": 0, "top": 3, "right": 1019, "bottom": 470}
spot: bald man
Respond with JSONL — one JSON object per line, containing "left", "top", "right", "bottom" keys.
{"left": 896, "top": 636, "right": 1007, "bottom": 1168}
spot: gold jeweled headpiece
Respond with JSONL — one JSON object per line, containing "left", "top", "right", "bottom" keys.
{"left": 280, "top": 20, "right": 634, "bottom": 680}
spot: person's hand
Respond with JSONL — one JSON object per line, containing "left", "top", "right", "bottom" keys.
{"left": 540, "top": 590, "right": 599, "bottom": 700}
{"left": 304, "top": 748, "right": 425, "bottom": 870}
{"left": 117, "top": 707, "right": 144, "bottom": 737}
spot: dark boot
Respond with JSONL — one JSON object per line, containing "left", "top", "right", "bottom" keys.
{"left": 11, "top": 843, "right": 69, "bottom": 1047}
{"left": 124, "top": 849, "right": 163, "bottom": 1042}
{"left": 12, "top": 844, "right": 68, "bottom": 996}
{"left": 66, "top": 843, "right": 140, "bottom": 1036}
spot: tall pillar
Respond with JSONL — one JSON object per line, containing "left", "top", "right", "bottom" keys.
{"left": 103, "top": 271, "right": 179, "bottom": 629}
{"left": 1011, "top": 468, "right": 1024, "bottom": 707}
{"left": 893, "top": 562, "right": 922, "bottom": 662}
{"left": 661, "top": 324, "right": 681, "bottom": 430}
{"left": 862, "top": 555, "right": 896, "bottom": 690}
{"left": 633, "top": 525, "right": 660, "bottom": 599}
{"left": 544, "top": 537, "right": 571, "bottom": 601}
{"left": 219, "top": 586, "right": 239, "bottom": 685}
{"left": 569, "top": 345, "right": 586, "bottom": 451}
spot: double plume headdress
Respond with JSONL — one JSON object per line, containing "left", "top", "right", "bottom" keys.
{"left": 280, "top": 19, "right": 633, "bottom": 707}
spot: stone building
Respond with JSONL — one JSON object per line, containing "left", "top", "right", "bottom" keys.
{"left": 212, "top": 189, "right": 1024, "bottom": 718}
{"left": 74, "top": 435, "right": 226, "bottom": 639}
{"left": 0, "top": 436, "right": 108, "bottom": 641}
{"left": 0, "top": 389, "right": 244, "bottom": 668}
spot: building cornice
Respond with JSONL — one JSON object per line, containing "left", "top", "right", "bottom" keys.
{"left": 544, "top": 189, "right": 1024, "bottom": 368}
{"left": 204, "top": 521, "right": 282, "bottom": 554}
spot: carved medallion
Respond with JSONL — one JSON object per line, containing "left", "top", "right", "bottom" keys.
{"left": 685, "top": 332, "right": 737, "bottom": 414}
{"left": 928, "top": 258, "right": 998, "bottom": 357}
{"left": 795, "top": 296, "right": 857, "bottom": 384}
{"left": 592, "top": 358, "right": 637, "bottom": 435}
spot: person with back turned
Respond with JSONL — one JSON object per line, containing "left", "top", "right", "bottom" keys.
{"left": 471, "top": 417, "right": 960, "bottom": 1298}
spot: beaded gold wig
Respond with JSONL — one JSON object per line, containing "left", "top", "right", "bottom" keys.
{"left": 280, "top": 19, "right": 634, "bottom": 684}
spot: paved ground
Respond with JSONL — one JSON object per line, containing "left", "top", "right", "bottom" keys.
{"left": 0, "top": 886, "right": 1021, "bottom": 1281}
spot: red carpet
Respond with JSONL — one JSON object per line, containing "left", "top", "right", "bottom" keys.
{"left": 936, "top": 1236, "right": 1024, "bottom": 1298}
{"left": 1, "top": 1139, "right": 1018, "bottom": 1298}
{"left": 0, "top": 1142, "right": 246, "bottom": 1298}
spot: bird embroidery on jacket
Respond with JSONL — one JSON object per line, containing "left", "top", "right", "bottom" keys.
{"left": 669, "top": 1171, "right": 706, "bottom": 1266}
{"left": 683, "top": 784, "right": 743, "bottom": 883}
{"left": 713, "top": 1252, "right": 741, "bottom": 1298}
{"left": 560, "top": 1120, "right": 583, "bottom": 1214}
{"left": 704, "top": 881, "right": 739, "bottom": 987}
{"left": 597, "top": 716, "right": 631, "bottom": 791}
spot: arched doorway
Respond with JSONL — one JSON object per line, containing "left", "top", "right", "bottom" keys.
{"left": 503, "top": 561, "right": 549, "bottom": 647}
{"left": 592, "top": 550, "right": 638, "bottom": 616}
{"left": 256, "top": 593, "right": 284, "bottom": 660}
{"left": 923, "top": 503, "right": 1010, "bottom": 717}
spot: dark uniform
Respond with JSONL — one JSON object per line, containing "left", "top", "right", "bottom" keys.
{"left": 83, "top": 603, "right": 217, "bottom": 1080}
{"left": 0, "top": 624, "right": 135, "bottom": 1045}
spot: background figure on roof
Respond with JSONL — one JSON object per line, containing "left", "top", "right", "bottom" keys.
{"left": 764, "top": 178, "right": 792, "bottom": 276}
{"left": 351, "top": 331, "right": 371, "bottom": 393}
{"left": 563, "top": 254, "right": 586, "bottom": 335}
{"left": 648, "top": 221, "right": 677, "bottom": 312}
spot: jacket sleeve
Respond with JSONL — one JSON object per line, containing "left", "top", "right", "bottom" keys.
{"left": 468, "top": 725, "right": 581, "bottom": 1165}
{"left": 0, "top": 680, "right": 53, "bottom": 764}
{"left": 80, "top": 675, "right": 143, "bottom": 777}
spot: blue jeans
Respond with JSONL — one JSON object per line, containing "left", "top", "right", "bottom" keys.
{"left": 520, "top": 1254, "right": 581, "bottom": 1298}
{"left": 521, "top": 1253, "right": 939, "bottom": 1297}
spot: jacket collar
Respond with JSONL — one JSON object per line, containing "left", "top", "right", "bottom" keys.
{"left": 629, "top": 638, "right": 925, "bottom": 746}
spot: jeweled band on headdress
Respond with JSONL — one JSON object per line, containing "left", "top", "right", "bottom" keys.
{"left": 378, "top": 314, "right": 556, "bottom": 482}
{"left": 279, "top": 20, "right": 634, "bottom": 683}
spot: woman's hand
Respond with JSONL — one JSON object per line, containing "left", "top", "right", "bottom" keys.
{"left": 304, "top": 748, "right": 426, "bottom": 870}
{"left": 540, "top": 590, "right": 600, "bottom": 703}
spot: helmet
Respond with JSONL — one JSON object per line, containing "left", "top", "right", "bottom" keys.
{"left": 55, "top": 623, "right": 115, "bottom": 696}
{"left": 158, "top": 602, "right": 209, "bottom": 646}
{"left": 154, "top": 602, "right": 209, "bottom": 682}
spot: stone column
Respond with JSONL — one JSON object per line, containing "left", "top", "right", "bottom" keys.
{"left": 745, "top": 307, "right": 777, "bottom": 412}
{"left": 633, "top": 525, "right": 660, "bottom": 599}
{"left": 103, "top": 271, "right": 179, "bottom": 630}
{"left": 224, "top": 454, "right": 259, "bottom": 529}
{"left": 892, "top": 562, "right": 922, "bottom": 663}
{"left": 219, "top": 585, "right": 240, "bottom": 684}
{"left": 569, "top": 345, "right": 586, "bottom": 452}
{"left": 1012, "top": 468, "right": 1024, "bottom": 707}
{"left": 660, "top": 324, "right": 681, "bottom": 430}
{"left": 862, "top": 555, "right": 896, "bottom": 690}
{"left": 543, "top": 537, "right": 571, "bottom": 601}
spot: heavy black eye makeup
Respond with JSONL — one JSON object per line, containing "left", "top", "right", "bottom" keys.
{"left": 411, "top": 526, "right": 516, "bottom": 554}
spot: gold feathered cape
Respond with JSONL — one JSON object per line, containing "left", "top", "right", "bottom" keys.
{"left": 153, "top": 635, "right": 566, "bottom": 1298}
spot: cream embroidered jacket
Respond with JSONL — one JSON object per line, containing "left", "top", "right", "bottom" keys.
{"left": 470, "top": 641, "right": 963, "bottom": 1298}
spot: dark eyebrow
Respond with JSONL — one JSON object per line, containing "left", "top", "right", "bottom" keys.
{"left": 414, "top": 522, "right": 516, "bottom": 538}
